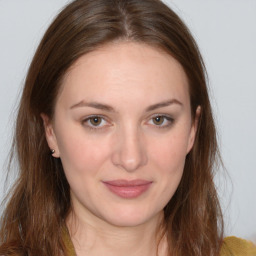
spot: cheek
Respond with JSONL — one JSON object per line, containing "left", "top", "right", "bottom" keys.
{"left": 55, "top": 128, "right": 111, "bottom": 177}
{"left": 149, "top": 131, "right": 189, "bottom": 172}
{"left": 148, "top": 133, "right": 189, "bottom": 207}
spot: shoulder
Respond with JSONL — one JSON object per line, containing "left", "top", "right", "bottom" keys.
{"left": 220, "top": 236, "right": 256, "bottom": 256}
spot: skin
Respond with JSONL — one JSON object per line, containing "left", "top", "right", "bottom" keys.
{"left": 42, "top": 42, "right": 199, "bottom": 256}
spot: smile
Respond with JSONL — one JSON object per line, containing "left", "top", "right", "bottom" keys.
{"left": 102, "top": 180, "right": 153, "bottom": 199}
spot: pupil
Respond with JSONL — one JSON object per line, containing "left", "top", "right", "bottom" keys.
{"left": 154, "top": 116, "right": 163, "bottom": 125}
{"left": 90, "top": 117, "right": 101, "bottom": 126}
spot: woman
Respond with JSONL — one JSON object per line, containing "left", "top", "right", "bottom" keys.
{"left": 0, "top": 0, "right": 255, "bottom": 255}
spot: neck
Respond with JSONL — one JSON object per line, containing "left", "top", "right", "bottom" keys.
{"left": 66, "top": 210, "right": 167, "bottom": 256}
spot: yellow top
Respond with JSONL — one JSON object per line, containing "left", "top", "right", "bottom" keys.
{"left": 64, "top": 229, "right": 256, "bottom": 256}
{"left": 220, "top": 236, "right": 256, "bottom": 256}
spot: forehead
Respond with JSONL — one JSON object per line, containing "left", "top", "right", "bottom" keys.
{"left": 58, "top": 42, "right": 190, "bottom": 109}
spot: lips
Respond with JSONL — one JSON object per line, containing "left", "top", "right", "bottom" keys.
{"left": 102, "top": 179, "right": 152, "bottom": 199}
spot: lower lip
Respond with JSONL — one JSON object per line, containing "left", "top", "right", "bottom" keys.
{"left": 103, "top": 182, "right": 152, "bottom": 199}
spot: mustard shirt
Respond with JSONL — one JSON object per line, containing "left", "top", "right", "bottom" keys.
{"left": 64, "top": 230, "right": 256, "bottom": 256}
{"left": 220, "top": 236, "right": 256, "bottom": 256}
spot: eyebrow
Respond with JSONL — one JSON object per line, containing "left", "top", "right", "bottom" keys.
{"left": 70, "top": 99, "right": 182, "bottom": 112}
{"left": 70, "top": 101, "right": 115, "bottom": 112}
{"left": 145, "top": 99, "right": 183, "bottom": 112}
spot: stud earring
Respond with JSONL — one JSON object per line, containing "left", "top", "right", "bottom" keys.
{"left": 51, "top": 149, "right": 55, "bottom": 154}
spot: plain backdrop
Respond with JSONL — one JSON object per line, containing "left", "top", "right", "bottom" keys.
{"left": 0, "top": 0, "right": 255, "bottom": 240}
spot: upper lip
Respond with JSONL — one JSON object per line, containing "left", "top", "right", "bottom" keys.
{"left": 103, "top": 179, "right": 152, "bottom": 187}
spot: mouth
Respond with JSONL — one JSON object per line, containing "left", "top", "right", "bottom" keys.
{"left": 102, "top": 179, "right": 153, "bottom": 199}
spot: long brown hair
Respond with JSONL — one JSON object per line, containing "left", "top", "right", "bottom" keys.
{"left": 0, "top": 0, "right": 223, "bottom": 255}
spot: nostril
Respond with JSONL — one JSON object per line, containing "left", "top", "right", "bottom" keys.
{"left": 111, "top": 136, "right": 148, "bottom": 172}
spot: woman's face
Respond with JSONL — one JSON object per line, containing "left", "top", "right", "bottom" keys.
{"left": 43, "top": 42, "right": 198, "bottom": 227}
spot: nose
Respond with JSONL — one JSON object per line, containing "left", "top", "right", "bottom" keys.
{"left": 111, "top": 126, "right": 148, "bottom": 172}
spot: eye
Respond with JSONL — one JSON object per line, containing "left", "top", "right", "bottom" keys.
{"left": 89, "top": 116, "right": 103, "bottom": 126}
{"left": 152, "top": 116, "right": 165, "bottom": 125}
{"left": 82, "top": 115, "right": 109, "bottom": 130}
{"left": 148, "top": 115, "right": 174, "bottom": 128}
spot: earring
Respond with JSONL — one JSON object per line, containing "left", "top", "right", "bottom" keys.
{"left": 51, "top": 149, "right": 55, "bottom": 154}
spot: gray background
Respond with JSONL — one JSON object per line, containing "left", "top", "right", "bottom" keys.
{"left": 0, "top": 0, "right": 255, "bottom": 240}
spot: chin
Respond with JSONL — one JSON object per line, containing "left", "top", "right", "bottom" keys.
{"left": 101, "top": 206, "right": 161, "bottom": 228}
{"left": 106, "top": 216, "right": 150, "bottom": 228}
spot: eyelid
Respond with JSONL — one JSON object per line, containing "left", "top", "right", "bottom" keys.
{"left": 146, "top": 114, "right": 174, "bottom": 128}
{"left": 80, "top": 113, "right": 174, "bottom": 131}
{"left": 81, "top": 114, "right": 111, "bottom": 130}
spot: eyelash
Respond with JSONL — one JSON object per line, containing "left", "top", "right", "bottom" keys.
{"left": 147, "top": 114, "right": 174, "bottom": 129}
{"left": 81, "top": 114, "right": 174, "bottom": 131}
{"left": 81, "top": 115, "right": 110, "bottom": 131}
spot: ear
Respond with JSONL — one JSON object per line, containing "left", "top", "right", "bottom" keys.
{"left": 41, "top": 113, "right": 60, "bottom": 158}
{"left": 186, "top": 106, "right": 201, "bottom": 154}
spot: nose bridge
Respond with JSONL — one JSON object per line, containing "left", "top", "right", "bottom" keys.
{"left": 111, "top": 123, "right": 147, "bottom": 172}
